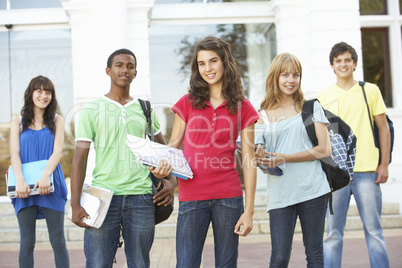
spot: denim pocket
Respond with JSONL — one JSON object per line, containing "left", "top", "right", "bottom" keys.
{"left": 139, "top": 194, "right": 155, "bottom": 207}
{"left": 178, "top": 201, "right": 198, "bottom": 215}
{"left": 220, "top": 196, "right": 244, "bottom": 210}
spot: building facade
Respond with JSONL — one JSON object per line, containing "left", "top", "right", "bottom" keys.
{"left": 0, "top": 0, "right": 401, "bottom": 193}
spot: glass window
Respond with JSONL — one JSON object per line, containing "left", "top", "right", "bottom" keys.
{"left": 0, "top": 29, "right": 74, "bottom": 195}
{"left": 10, "top": 0, "right": 63, "bottom": 9}
{"left": 1, "top": 0, "right": 70, "bottom": 10}
{"left": 149, "top": 23, "right": 276, "bottom": 138}
{"left": 0, "top": 32, "right": 11, "bottom": 121}
{"left": 361, "top": 27, "right": 392, "bottom": 107}
{"left": 0, "top": 0, "right": 6, "bottom": 9}
{"left": 5, "top": 29, "right": 74, "bottom": 120}
{"left": 0, "top": 31, "right": 10, "bottom": 196}
{"left": 359, "top": 0, "right": 387, "bottom": 15}
{"left": 400, "top": 0, "right": 402, "bottom": 14}
{"left": 155, "top": 0, "right": 269, "bottom": 4}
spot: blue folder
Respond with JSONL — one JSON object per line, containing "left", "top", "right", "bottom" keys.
{"left": 7, "top": 160, "right": 54, "bottom": 198}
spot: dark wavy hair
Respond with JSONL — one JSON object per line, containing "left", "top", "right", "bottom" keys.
{"left": 21, "top": 75, "right": 58, "bottom": 133}
{"left": 189, "top": 36, "right": 244, "bottom": 114}
{"left": 329, "top": 42, "right": 358, "bottom": 65}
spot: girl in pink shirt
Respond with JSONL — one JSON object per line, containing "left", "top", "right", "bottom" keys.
{"left": 169, "top": 37, "right": 259, "bottom": 267}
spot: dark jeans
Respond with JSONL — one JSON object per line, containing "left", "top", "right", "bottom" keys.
{"left": 269, "top": 194, "right": 328, "bottom": 268}
{"left": 176, "top": 196, "right": 244, "bottom": 268}
{"left": 17, "top": 206, "right": 69, "bottom": 268}
{"left": 84, "top": 194, "right": 155, "bottom": 268}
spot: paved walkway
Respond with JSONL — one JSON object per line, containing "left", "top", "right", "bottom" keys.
{"left": 1, "top": 229, "right": 401, "bottom": 267}
{"left": 1, "top": 181, "right": 401, "bottom": 267}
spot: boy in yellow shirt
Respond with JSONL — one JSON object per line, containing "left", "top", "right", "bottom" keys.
{"left": 318, "top": 42, "right": 391, "bottom": 268}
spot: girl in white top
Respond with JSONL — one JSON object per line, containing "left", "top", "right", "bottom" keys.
{"left": 255, "top": 53, "right": 331, "bottom": 267}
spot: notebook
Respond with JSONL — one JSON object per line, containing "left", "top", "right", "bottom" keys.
{"left": 126, "top": 134, "right": 193, "bottom": 180}
{"left": 67, "top": 183, "right": 113, "bottom": 229}
{"left": 6, "top": 160, "right": 54, "bottom": 198}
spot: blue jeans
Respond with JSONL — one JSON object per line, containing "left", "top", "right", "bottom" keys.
{"left": 176, "top": 196, "right": 244, "bottom": 268}
{"left": 17, "top": 206, "right": 69, "bottom": 268}
{"left": 84, "top": 194, "right": 155, "bottom": 268}
{"left": 269, "top": 194, "right": 328, "bottom": 268}
{"left": 324, "top": 172, "right": 390, "bottom": 268}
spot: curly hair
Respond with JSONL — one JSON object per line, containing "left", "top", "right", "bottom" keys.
{"left": 189, "top": 36, "right": 244, "bottom": 114}
{"left": 260, "top": 53, "right": 305, "bottom": 112}
{"left": 21, "top": 75, "right": 58, "bottom": 133}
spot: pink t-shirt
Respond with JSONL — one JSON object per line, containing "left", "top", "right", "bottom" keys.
{"left": 172, "top": 94, "right": 259, "bottom": 201}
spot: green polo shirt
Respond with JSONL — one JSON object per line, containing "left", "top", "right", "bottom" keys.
{"left": 76, "top": 96, "right": 161, "bottom": 195}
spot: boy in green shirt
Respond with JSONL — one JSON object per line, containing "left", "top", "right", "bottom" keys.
{"left": 70, "top": 48, "right": 176, "bottom": 267}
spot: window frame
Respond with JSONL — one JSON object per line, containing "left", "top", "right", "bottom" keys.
{"left": 361, "top": 27, "right": 393, "bottom": 107}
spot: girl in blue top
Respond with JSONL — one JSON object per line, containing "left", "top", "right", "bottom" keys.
{"left": 10, "top": 75, "right": 69, "bottom": 268}
{"left": 255, "top": 53, "right": 331, "bottom": 267}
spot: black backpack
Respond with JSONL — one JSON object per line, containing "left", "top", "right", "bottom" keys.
{"left": 302, "top": 99, "right": 357, "bottom": 214}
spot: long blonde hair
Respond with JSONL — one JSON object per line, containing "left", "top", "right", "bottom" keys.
{"left": 260, "top": 52, "right": 305, "bottom": 112}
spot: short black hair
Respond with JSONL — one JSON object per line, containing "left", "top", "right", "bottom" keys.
{"left": 329, "top": 42, "right": 358, "bottom": 65}
{"left": 107, "top": 48, "right": 137, "bottom": 68}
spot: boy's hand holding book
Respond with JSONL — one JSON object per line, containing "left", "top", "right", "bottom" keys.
{"left": 148, "top": 160, "right": 173, "bottom": 179}
{"left": 71, "top": 203, "right": 91, "bottom": 228}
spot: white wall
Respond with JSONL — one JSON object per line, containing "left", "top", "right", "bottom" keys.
{"left": 64, "top": 0, "right": 402, "bottom": 183}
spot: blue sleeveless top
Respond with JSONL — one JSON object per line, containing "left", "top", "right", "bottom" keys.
{"left": 11, "top": 124, "right": 68, "bottom": 219}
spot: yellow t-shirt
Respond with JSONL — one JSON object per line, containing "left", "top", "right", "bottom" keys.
{"left": 317, "top": 82, "right": 387, "bottom": 172}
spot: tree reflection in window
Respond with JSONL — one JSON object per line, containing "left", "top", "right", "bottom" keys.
{"left": 359, "top": 0, "right": 387, "bottom": 15}
{"left": 175, "top": 24, "right": 250, "bottom": 96}
{"left": 361, "top": 28, "right": 393, "bottom": 107}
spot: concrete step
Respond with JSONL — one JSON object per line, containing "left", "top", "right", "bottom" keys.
{"left": 252, "top": 202, "right": 400, "bottom": 220}
{"left": 2, "top": 213, "right": 401, "bottom": 243}
{"left": 0, "top": 226, "right": 86, "bottom": 244}
{"left": 253, "top": 214, "right": 402, "bottom": 235}
{"left": 1, "top": 194, "right": 401, "bottom": 243}
{"left": 0, "top": 197, "right": 400, "bottom": 218}
{"left": 0, "top": 201, "right": 399, "bottom": 227}
{"left": 1, "top": 195, "right": 399, "bottom": 217}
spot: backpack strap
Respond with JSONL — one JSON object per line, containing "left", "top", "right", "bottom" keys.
{"left": 138, "top": 99, "right": 155, "bottom": 142}
{"left": 302, "top": 98, "right": 334, "bottom": 214}
{"left": 138, "top": 98, "right": 165, "bottom": 189}
{"left": 359, "top": 81, "right": 379, "bottom": 148}
{"left": 359, "top": 81, "right": 375, "bottom": 133}
{"left": 301, "top": 99, "right": 318, "bottom": 146}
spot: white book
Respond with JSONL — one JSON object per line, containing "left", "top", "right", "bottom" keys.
{"left": 67, "top": 184, "right": 113, "bottom": 229}
{"left": 79, "top": 192, "right": 103, "bottom": 227}
{"left": 126, "top": 134, "right": 193, "bottom": 180}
